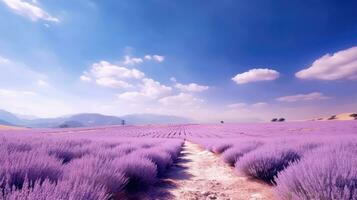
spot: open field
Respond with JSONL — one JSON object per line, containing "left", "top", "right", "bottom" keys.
{"left": 0, "top": 121, "right": 356, "bottom": 200}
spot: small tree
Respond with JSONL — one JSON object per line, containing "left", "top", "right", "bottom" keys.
{"left": 350, "top": 113, "right": 357, "bottom": 120}
{"left": 271, "top": 118, "right": 278, "bottom": 122}
{"left": 220, "top": 121, "right": 224, "bottom": 124}
{"left": 328, "top": 115, "right": 336, "bottom": 120}
{"left": 278, "top": 118, "right": 285, "bottom": 122}
{"left": 121, "top": 120, "right": 125, "bottom": 125}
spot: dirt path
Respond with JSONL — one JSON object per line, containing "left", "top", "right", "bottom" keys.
{"left": 140, "top": 141, "right": 275, "bottom": 200}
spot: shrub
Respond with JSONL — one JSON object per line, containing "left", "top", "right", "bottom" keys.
{"left": 48, "top": 147, "right": 88, "bottom": 164}
{"left": 6, "top": 142, "right": 33, "bottom": 153}
{"left": 212, "top": 143, "right": 233, "bottom": 154}
{"left": 275, "top": 144, "right": 357, "bottom": 200}
{"left": 236, "top": 146, "right": 300, "bottom": 184}
{"left": 221, "top": 141, "right": 263, "bottom": 166}
{"left": 278, "top": 118, "right": 285, "bottom": 122}
{"left": 0, "top": 151, "right": 63, "bottom": 190}
{"left": 64, "top": 156, "right": 127, "bottom": 196}
{"left": 3, "top": 179, "right": 109, "bottom": 200}
{"left": 134, "top": 148, "right": 173, "bottom": 176}
{"left": 115, "top": 155, "right": 157, "bottom": 192}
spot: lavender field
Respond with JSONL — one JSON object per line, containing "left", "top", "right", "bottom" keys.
{"left": 0, "top": 121, "right": 356, "bottom": 200}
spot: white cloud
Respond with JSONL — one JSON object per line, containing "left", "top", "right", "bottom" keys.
{"left": 232, "top": 68, "right": 280, "bottom": 84}
{"left": 227, "top": 102, "right": 247, "bottom": 108}
{"left": 123, "top": 56, "right": 143, "bottom": 65}
{"left": 228, "top": 102, "right": 268, "bottom": 109}
{"left": 118, "top": 78, "right": 172, "bottom": 101}
{"left": 276, "top": 92, "right": 330, "bottom": 102}
{"left": 139, "top": 78, "right": 172, "bottom": 99}
{"left": 175, "top": 83, "right": 209, "bottom": 92}
{"left": 96, "top": 77, "right": 133, "bottom": 88}
{"left": 81, "top": 61, "right": 145, "bottom": 88}
{"left": 2, "top": 0, "right": 59, "bottom": 22}
{"left": 152, "top": 55, "right": 165, "bottom": 62}
{"left": 0, "top": 89, "right": 37, "bottom": 97}
{"left": 251, "top": 102, "right": 268, "bottom": 107}
{"left": 159, "top": 92, "right": 203, "bottom": 106}
{"left": 296, "top": 46, "right": 357, "bottom": 80}
{"left": 90, "top": 61, "right": 144, "bottom": 79}
{"left": 144, "top": 55, "right": 152, "bottom": 60}
{"left": 80, "top": 75, "right": 91, "bottom": 82}
{"left": 36, "top": 79, "right": 49, "bottom": 87}
{"left": 117, "top": 91, "right": 146, "bottom": 101}
{"left": 0, "top": 56, "right": 10, "bottom": 63}
{"left": 144, "top": 54, "right": 165, "bottom": 62}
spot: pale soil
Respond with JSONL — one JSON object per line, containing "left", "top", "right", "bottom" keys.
{"left": 138, "top": 141, "right": 275, "bottom": 200}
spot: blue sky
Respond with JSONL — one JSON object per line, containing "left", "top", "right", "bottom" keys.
{"left": 0, "top": 0, "right": 357, "bottom": 122}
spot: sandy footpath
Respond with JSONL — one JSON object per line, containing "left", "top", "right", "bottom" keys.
{"left": 138, "top": 141, "right": 275, "bottom": 200}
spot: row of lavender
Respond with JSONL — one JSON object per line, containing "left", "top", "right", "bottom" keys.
{"left": 190, "top": 133, "right": 357, "bottom": 200}
{"left": 0, "top": 131, "right": 183, "bottom": 200}
{"left": 44, "top": 120, "right": 357, "bottom": 139}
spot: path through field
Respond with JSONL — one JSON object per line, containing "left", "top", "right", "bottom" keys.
{"left": 139, "top": 141, "right": 275, "bottom": 200}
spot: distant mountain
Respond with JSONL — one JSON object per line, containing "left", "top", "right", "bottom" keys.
{"left": 0, "top": 119, "right": 13, "bottom": 126}
{"left": 29, "top": 113, "right": 124, "bottom": 128}
{"left": 14, "top": 113, "right": 38, "bottom": 120}
{"left": 67, "top": 113, "right": 124, "bottom": 126}
{"left": 121, "top": 113, "right": 191, "bottom": 125}
{"left": 0, "top": 109, "right": 192, "bottom": 128}
{"left": 0, "top": 109, "right": 23, "bottom": 125}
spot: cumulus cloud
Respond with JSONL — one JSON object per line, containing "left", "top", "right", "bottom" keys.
{"left": 175, "top": 83, "right": 209, "bottom": 92}
{"left": 118, "top": 78, "right": 172, "bottom": 101}
{"left": 296, "top": 46, "right": 357, "bottom": 80}
{"left": 140, "top": 78, "right": 172, "bottom": 98}
{"left": 144, "top": 54, "right": 165, "bottom": 62}
{"left": 232, "top": 68, "right": 280, "bottom": 84}
{"left": 96, "top": 77, "right": 133, "bottom": 88}
{"left": 276, "top": 92, "right": 330, "bottom": 102}
{"left": 81, "top": 61, "right": 145, "bottom": 88}
{"left": 0, "top": 89, "right": 37, "bottom": 97}
{"left": 123, "top": 56, "right": 143, "bottom": 65}
{"left": 90, "top": 61, "right": 145, "bottom": 79}
{"left": 251, "top": 102, "right": 268, "bottom": 107}
{"left": 159, "top": 92, "right": 203, "bottom": 106}
{"left": 0, "top": 56, "right": 10, "bottom": 63}
{"left": 227, "top": 102, "right": 247, "bottom": 108}
{"left": 152, "top": 55, "right": 165, "bottom": 62}
{"left": 227, "top": 102, "right": 267, "bottom": 109}
{"left": 80, "top": 75, "right": 91, "bottom": 82}
{"left": 2, "top": 0, "right": 59, "bottom": 22}
{"left": 36, "top": 79, "right": 49, "bottom": 87}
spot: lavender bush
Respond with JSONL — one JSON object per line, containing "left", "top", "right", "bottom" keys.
{"left": 0, "top": 130, "right": 183, "bottom": 199}
{"left": 2, "top": 179, "right": 109, "bottom": 200}
{"left": 275, "top": 143, "right": 357, "bottom": 200}
{"left": 221, "top": 141, "right": 263, "bottom": 166}
{"left": 114, "top": 155, "right": 157, "bottom": 191}
{"left": 0, "top": 120, "right": 356, "bottom": 199}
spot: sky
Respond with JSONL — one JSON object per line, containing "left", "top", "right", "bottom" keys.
{"left": 0, "top": 0, "right": 357, "bottom": 122}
